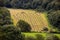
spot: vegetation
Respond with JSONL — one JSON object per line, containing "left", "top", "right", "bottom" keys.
{"left": 0, "top": 0, "right": 60, "bottom": 11}
{"left": 0, "top": 7, "right": 22, "bottom": 40}
{"left": 17, "top": 20, "right": 31, "bottom": 32}
{"left": 0, "top": 0, "right": 60, "bottom": 40}
{"left": 21, "top": 34, "right": 44, "bottom": 40}
{"left": 0, "top": 7, "right": 13, "bottom": 26}
{"left": 45, "top": 34, "right": 60, "bottom": 40}
{"left": 47, "top": 10, "right": 60, "bottom": 31}
{"left": 22, "top": 33, "right": 60, "bottom": 40}
{"left": 36, "top": 34, "right": 44, "bottom": 40}
{"left": 25, "top": 36, "right": 36, "bottom": 40}
{"left": 0, "top": 25, "right": 22, "bottom": 40}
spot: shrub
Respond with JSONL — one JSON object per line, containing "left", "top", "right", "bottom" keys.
{"left": 17, "top": 20, "right": 31, "bottom": 32}
{"left": 45, "top": 34, "right": 60, "bottom": 40}
{"left": 36, "top": 34, "right": 44, "bottom": 40}
{"left": 42, "top": 27, "right": 48, "bottom": 32}
{"left": 0, "top": 25, "right": 22, "bottom": 40}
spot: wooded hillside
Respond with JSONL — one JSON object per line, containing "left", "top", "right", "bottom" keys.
{"left": 0, "top": 0, "right": 60, "bottom": 11}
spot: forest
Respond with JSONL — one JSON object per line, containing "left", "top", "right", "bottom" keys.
{"left": 0, "top": 0, "right": 60, "bottom": 40}
{"left": 0, "top": 0, "right": 60, "bottom": 11}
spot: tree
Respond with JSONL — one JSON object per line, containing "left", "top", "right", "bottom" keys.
{"left": 0, "top": 0, "right": 8, "bottom": 7}
{"left": 0, "top": 7, "right": 22, "bottom": 40}
{"left": 0, "top": 7, "right": 13, "bottom": 26}
{"left": 47, "top": 10, "right": 60, "bottom": 30}
{"left": 0, "top": 0, "right": 4, "bottom": 7}
{"left": 17, "top": 20, "right": 31, "bottom": 32}
{"left": 0, "top": 0, "right": 60, "bottom": 11}
{"left": 0, "top": 25, "right": 22, "bottom": 40}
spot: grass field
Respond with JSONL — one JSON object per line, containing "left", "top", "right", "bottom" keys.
{"left": 8, "top": 9, "right": 49, "bottom": 32}
{"left": 8, "top": 9, "right": 60, "bottom": 39}
{"left": 22, "top": 33, "right": 60, "bottom": 38}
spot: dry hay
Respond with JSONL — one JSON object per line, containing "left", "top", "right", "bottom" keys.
{"left": 8, "top": 9, "right": 48, "bottom": 32}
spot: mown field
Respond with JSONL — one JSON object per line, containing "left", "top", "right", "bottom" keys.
{"left": 8, "top": 9, "right": 49, "bottom": 32}
{"left": 8, "top": 9, "right": 60, "bottom": 39}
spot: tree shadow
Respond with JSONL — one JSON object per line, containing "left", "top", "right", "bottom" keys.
{"left": 17, "top": 20, "right": 31, "bottom": 32}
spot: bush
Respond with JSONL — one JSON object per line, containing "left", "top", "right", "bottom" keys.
{"left": 0, "top": 25, "right": 22, "bottom": 40}
{"left": 17, "top": 20, "right": 31, "bottom": 32}
{"left": 36, "top": 34, "right": 44, "bottom": 40}
{"left": 41, "top": 27, "right": 48, "bottom": 32}
{"left": 45, "top": 34, "right": 60, "bottom": 40}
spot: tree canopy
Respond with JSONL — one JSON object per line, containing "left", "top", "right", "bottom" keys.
{"left": 17, "top": 20, "right": 31, "bottom": 32}
{"left": 48, "top": 10, "right": 60, "bottom": 30}
{"left": 0, "top": 7, "right": 13, "bottom": 26}
{"left": 0, "top": 0, "right": 60, "bottom": 11}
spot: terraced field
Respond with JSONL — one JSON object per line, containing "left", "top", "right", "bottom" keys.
{"left": 8, "top": 9, "right": 49, "bottom": 32}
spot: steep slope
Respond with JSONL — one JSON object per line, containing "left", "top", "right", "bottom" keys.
{"left": 8, "top": 9, "right": 48, "bottom": 32}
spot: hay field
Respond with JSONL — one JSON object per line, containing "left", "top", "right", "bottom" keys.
{"left": 8, "top": 9, "right": 49, "bottom": 32}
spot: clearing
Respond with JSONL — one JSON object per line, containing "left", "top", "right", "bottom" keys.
{"left": 8, "top": 9, "right": 49, "bottom": 32}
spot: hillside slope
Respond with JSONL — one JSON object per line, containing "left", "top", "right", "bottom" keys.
{"left": 8, "top": 9, "right": 49, "bottom": 32}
